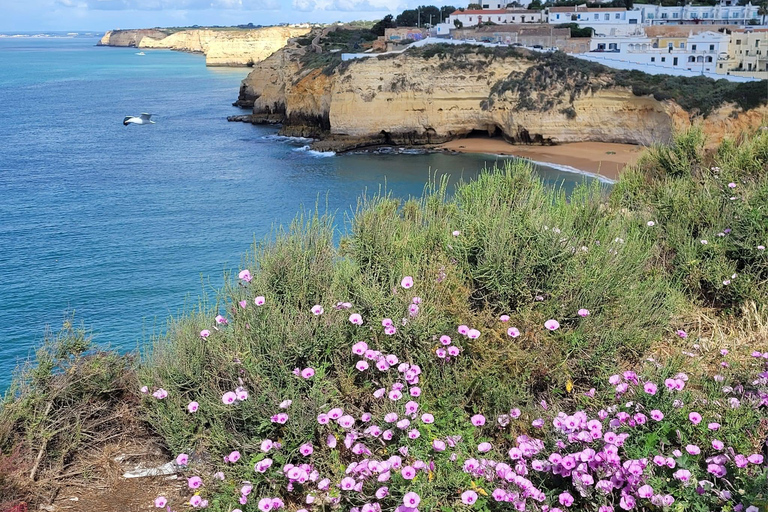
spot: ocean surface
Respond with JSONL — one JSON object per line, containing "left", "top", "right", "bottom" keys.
{"left": 0, "top": 37, "right": 601, "bottom": 391}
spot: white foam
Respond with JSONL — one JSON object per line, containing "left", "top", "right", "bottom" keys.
{"left": 293, "top": 145, "right": 336, "bottom": 157}
{"left": 262, "top": 135, "right": 315, "bottom": 143}
{"left": 494, "top": 154, "right": 616, "bottom": 184}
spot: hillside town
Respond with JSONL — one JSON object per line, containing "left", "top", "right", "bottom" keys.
{"left": 364, "top": 0, "right": 767, "bottom": 80}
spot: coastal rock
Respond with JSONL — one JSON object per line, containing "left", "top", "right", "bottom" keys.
{"left": 97, "top": 29, "right": 169, "bottom": 47}
{"left": 237, "top": 44, "right": 767, "bottom": 150}
{"left": 137, "top": 27, "right": 311, "bottom": 67}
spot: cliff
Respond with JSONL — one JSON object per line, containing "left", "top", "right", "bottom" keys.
{"left": 235, "top": 42, "right": 768, "bottom": 150}
{"left": 99, "top": 27, "right": 311, "bottom": 67}
{"left": 97, "top": 29, "right": 170, "bottom": 47}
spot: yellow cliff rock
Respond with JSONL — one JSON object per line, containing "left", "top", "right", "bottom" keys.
{"left": 138, "top": 27, "right": 311, "bottom": 67}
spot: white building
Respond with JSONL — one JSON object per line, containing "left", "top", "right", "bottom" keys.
{"left": 547, "top": 6, "right": 643, "bottom": 35}
{"left": 634, "top": 0, "right": 760, "bottom": 26}
{"left": 588, "top": 31, "right": 730, "bottom": 74}
{"left": 448, "top": 9, "right": 544, "bottom": 27}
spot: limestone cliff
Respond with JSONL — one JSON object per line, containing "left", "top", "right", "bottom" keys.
{"left": 99, "top": 27, "right": 310, "bottom": 67}
{"left": 236, "top": 43, "right": 767, "bottom": 150}
{"left": 97, "top": 29, "right": 169, "bottom": 47}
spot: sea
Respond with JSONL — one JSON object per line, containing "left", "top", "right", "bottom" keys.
{"left": 0, "top": 36, "right": 603, "bottom": 392}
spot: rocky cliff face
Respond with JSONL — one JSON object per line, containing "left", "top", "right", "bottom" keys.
{"left": 97, "top": 29, "right": 169, "bottom": 47}
{"left": 99, "top": 27, "right": 310, "bottom": 67}
{"left": 237, "top": 45, "right": 767, "bottom": 150}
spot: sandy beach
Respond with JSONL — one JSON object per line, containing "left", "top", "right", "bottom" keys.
{"left": 439, "top": 139, "right": 647, "bottom": 180}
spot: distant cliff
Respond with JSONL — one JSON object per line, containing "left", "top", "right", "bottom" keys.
{"left": 234, "top": 35, "right": 768, "bottom": 150}
{"left": 98, "top": 27, "right": 311, "bottom": 67}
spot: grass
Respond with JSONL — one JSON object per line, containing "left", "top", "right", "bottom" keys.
{"left": 1, "top": 128, "right": 767, "bottom": 511}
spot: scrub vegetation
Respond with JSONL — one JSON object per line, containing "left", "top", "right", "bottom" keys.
{"left": 1, "top": 128, "right": 767, "bottom": 512}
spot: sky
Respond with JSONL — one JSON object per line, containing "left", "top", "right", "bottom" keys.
{"left": 1, "top": 0, "right": 457, "bottom": 32}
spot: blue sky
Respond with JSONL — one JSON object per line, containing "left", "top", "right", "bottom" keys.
{"left": 2, "top": 0, "right": 457, "bottom": 32}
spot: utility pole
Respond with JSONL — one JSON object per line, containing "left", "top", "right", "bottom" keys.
{"left": 430, "top": 14, "right": 434, "bottom": 27}
{"left": 418, "top": 8, "right": 421, "bottom": 27}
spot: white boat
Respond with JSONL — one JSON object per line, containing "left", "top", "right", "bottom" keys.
{"left": 135, "top": 51, "right": 146, "bottom": 55}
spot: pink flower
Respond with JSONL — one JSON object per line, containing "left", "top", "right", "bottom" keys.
{"left": 254, "top": 296, "right": 265, "bottom": 306}
{"left": 461, "top": 490, "right": 478, "bottom": 505}
{"left": 189, "top": 496, "right": 203, "bottom": 507}
{"left": 644, "top": 382, "right": 657, "bottom": 395}
{"left": 499, "top": 314, "right": 510, "bottom": 322}
{"left": 467, "top": 328, "right": 481, "bottom": 339}
{"left": 389, "top": 390, "right": 403, "bottom": 401}
{"left": 200, "top": 329, "right": 210, "bottom": 338}
{"left": 544, "top": 319, "right": 560, "bottom": 331}
{"left": 447, "top": 346, "right": 460, "bottom": 357}
{"left": 559, "top": 492, "right": 574, "bottom": 507}
{"left": 471, "top": 414, "right": 486, "bottom": 426}
{"left": 238, "top": 269, "right": 252, "bottom": 282}
{"left": 349, "top": 313, "right": 363, "bottom": 325}
{"left": 673, "top": 469, "right": 691, "bottom": 482}
{"left": 686, "top": 444, "right": 700, "bottom": 455}
{"left": 650, "top": 410, "right": 664, "bottom": 421}
{"left": 311, "top": 305, "right": 324, "bottom": 315}
{"left": 748, "top": 454, "right": 764, "bottom": 464}
{"left": 433, "top": 439, "right": 446, "bottom": 451}
{"left": 689, "top": 412, "right": 702, "bottom": 425}
{"left": 440, "top": 335, "right": 452, "bottom": 345}
{"left": 254, "top": 458, "right": 273, "bottom": 473}
{"left": 140, "top": 386, "right": 149, "bottom": 394}
{"left": 421, "top": 413, "right": 434, "bottom": 424}
{"left": 452, "top": 230, "right": 461, "bottom": 236}
{"left": 185, "top": 401, "right": 199, "bottom": 413}
{"left": 301, "top": 367, "right": 315, "bottom": 379}
{"left": 327, "top": 434, "right": 337, "bottom": 448}
{"left": 401, "top": 276, "right": 414, "bottom": 289}
{"left": 401, "top": 466, "right": 416, "bottom": 479}
{"left": 239, "top": 300, "right": 247, "bottom": 309}
{"left": 728, "top": 182, "right": 736, "bottom": 188}
{"left": 299, "top": 443, "right": 313, "bottom": 456}
{"left": 676, "top": 329, "right": 688, "bottom": 338}
{"left": 577, "top": 309, "right": 590, "bottom": 317}
{"left": 356, "top": 360, "right": 369, "bottom": 371}
{"left": 154, "top": 496, "right": 167, "bottom": 508}
{"left": 507, "top": 327, "right": 520, "bottom": 338}
{"left": 227, "top": 450, "right": 241, "bottom": 463}
{"left": 236, "top": 387, "right": 249, "bottom": 401}
{"left": 458, "top": 325, "right": 469, "bottom": 335}
{"left": 708, "top": 422, "right": 721, "bottom": 430}
{"left": 258, "top": 498, "right": 273, "bottom": 511}
{"left": 403, "top": 492, "right": 421, "bottom": 508}
{"left": 152, "top": 388, "right": 168, "bottom": 399}
{"left": 478, "top": 442, "right": 492, "bottom": 453}
{"left": 188, "top": 476, "right": 203, "bottom": 489}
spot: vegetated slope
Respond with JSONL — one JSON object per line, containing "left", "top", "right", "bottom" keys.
{"left": 2, "top": 129, "right": 768, "bottom": 511}
{"left": 236, "top": 38, "right": 768, "bottom": 149}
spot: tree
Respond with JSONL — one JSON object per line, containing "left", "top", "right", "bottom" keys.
{"left": 467, "top": 3, "right": 482, "bottom": 8}
{"left": 440, "top": 5, "right": 457, "bottom": 23}
{"left": 454, "top": 19, "right": 464, "bottom": 28}
{"left": 371, "top": 14, "right": 396, "bottom": 36}
{"left": 528, "top": 0, "right": 543, "bottom": 9}
{"left": 396, "top": 9, "right": 419, "bottom": 26}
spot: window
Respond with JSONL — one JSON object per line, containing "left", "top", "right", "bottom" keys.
{"left": 679, "top": 42, "right": 685, "bottom": 48}
{"left": 615, "top": 13, "right": 620, "bottom": 19}
{"left": 661, "top": 13, "right": 667, "bottom": 18}
{"left": 651, "top": 57, "right": 656, "bottom": 62}
{"left": 688, "top": 56, "right": 695, "bottom": 62}
{"left": 572, "top": 14, "right": 577, "bottom": 21}
{"left": 597, "top": 43, "right": 606, "bottom": 50}
{"left": 609, "top": 43, "right": 618, "bottom": 50}
{"left": 736, "top": 39, "right": 741, "bottom": 45}
{"left": 703, "top": 12, "right": 709, "bottom": 18}
{"left": 706, "top": 56, "right": 713, "bottom": 62}
{"left": 604, "top": 13, "right": 610, "bottom": 20}
{"left": 691, "top": 44, "right": 697, "bottom": 51}
{"left": 498, "top": 17, "right": 501, "bottom": 21}
{"left": 629, "top": 18, "right": 637, "bottom": 23}
{"left": 469, "top": 17, "right": 473, "bottom": 21}
{"left": 710, "top": 44, "right": 715, "bottom": 51}
{"left": 647, "top": 13, "right": 654, "bottom": 19}
{"left": 594, "top": 13, "right": 599, "bottom": 19}
{"left": 556, "top": 14, "right": 560, "bottom": 19}
{"left": 661, "top": 57, "right": 666, "bottom": 62}
{"left": 673, "top": 57, "right": 678, "bottom": 65}
{"left": 673, "top": 12, "right": 679, "bottom": 18}
{"left": 668, "top": 42, "right": 673, "bottom": 49}
{"left": 757, "top": 40, "right": 761, "bottom": 48}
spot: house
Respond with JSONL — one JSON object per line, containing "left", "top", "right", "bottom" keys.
{"left": 717, "top": 28, "right": 768, "bottom": 78}
{"left": 547, "top": 6, "right": 643, "bottom": 35}
{"left": 634, "top": 0, "right": 760, "bottom": 26}
{"left": 588, "top": 30, "right": 730, "bottom": 74}
{"left": 448, "top": 8, "right": 544, "bottom": 28}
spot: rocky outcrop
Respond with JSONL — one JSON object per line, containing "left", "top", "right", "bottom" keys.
{"left": 236, "top": 45, "right": 768, "bottom": 150}
{"left": 99, "top": 27, "right": 311, "bottom": 67}
{"left": 97, "top": 29, "right": 169, "bottom": 47}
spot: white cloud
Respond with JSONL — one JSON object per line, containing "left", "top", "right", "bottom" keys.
{"left": 72, "top": 0, "right": 279, "bottom": 10}
{"left": 292, "top": 0, "right": 315, "bottom": 11}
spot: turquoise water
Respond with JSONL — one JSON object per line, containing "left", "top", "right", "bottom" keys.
{"left": 0, "top": 38, "right": 599, "bottom": 391}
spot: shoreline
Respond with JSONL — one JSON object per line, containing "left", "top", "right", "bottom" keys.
{"left": 438, "top": 139, "right": 647, "bottom": 181}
